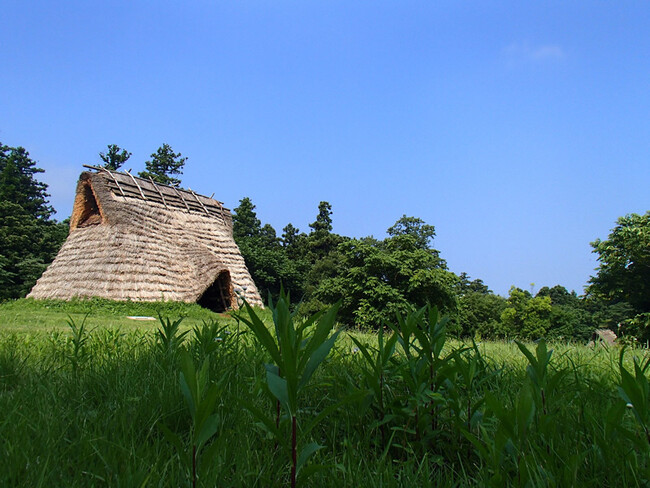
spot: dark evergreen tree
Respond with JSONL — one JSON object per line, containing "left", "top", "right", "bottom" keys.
{"left": 0, "top": 142, "right": 68, "bottom": 300}
{"left": 138, "top": 143, "right": 186, "bottom": 186}
{"left": 0, "top": 144, "right": 53, "bottom": 220}
{"left": 232, "top": 198, "right": 305, "bottom": 303}
{"left": 309, "top": 201, "right": 333, "bottom": 234}
{"left": 99, "top": 144, "right": 131, "bottom": 171}
{"left": 281, "top": 223, "right": 300, "bottom": 249}
{"left": 233, "top": 197, "right": 262, "bottom": 240}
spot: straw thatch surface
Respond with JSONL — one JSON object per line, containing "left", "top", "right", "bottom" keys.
{"left": 588, "top": 329, "right": 617, "bottom": 347}
{"left": 29, "top": 169, "right": 263, "bottom": 309}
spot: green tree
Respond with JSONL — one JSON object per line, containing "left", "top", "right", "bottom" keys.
{"left": 0, "top": 143, "right": 53, "bottom": 220}
{"left": 312, "top": 217, "right": 457, "bottom": 328}
{"left": 300, "top": 202, "right": 346, "bottom": 303}
{"left": 536, "top": 285, "right": 594, "bottom": 341}
{"left": 309, "top": 201, "right": 333, "bottom": 234}
{"left": 99, "top": 144, "right": 131, "bottom": 171}
{"left": 387, "top": 215, "right": 436, "bottom": 250}
{"left": 305, "top": 201, "right": 344, "bottom": 263}
{"left": 536, "top": 285, "right": 580, "bottom": 307}
{"left": 232, "top": 198, "right": 305, "bottom": 303}
{"left": 587, "top": 212, "right": 650, "bottom": 315}
{"left": 454, "top": 274, "right": 507, "bottom": 338}
{"left": 232, "top": 197, "right": 262, "bottom": 240}
{"left": 0, "top": 142, "right": 68, "bottom": 300}
{"left": 138, "top": 143, "right": 186, "bottom": 186}
{"left": 500, "top": 287, "right": 552, "bottom": 340}
{"left": 281, "top": 223, "right": 300, "bottom": 249}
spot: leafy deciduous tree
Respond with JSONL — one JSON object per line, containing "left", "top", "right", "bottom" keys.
{"left": 454, "top": 274, "right": 507, "bottom": 337}
{"left": 387, "top": 215, "right": 436, "bottom": 251}
{"left": 313, "top": 218, "right": 457, "bottom": 329}
{"left": 500, "top": 287, "right": 552, "bottom": 339}
{"left": 588, "top": 212, "right": 650, "bottom": 315}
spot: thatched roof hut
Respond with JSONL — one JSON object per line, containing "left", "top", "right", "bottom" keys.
{"left": 588, "top": 329, "right": 618, "bottom": 347}
{"left": 29, "top": 167, "right": 263, "bottom": 311}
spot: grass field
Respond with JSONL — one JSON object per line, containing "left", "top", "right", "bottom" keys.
{"left": 1, "top": 298, "right": 649, "bottom": 487}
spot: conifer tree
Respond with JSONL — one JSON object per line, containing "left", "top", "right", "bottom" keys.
{"left": 138, "top": 143, "right": 186, "bottom": 186}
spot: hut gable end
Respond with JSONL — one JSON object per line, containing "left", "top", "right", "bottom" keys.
{"left": 29, "top": 169, "right": 262, "bottom": 310}
{"left": 70, "top": 176, "right": 104, "bottom": 230}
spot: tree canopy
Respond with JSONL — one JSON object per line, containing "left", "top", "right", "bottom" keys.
{"left": 0, "top": 143, "right": 53, "bottom": 220}
{"left": 588, "top": 212, "right": 650, "bottom": 314}
{"left": 312, "top": 217, "right": 457, "bottom": 328}
{"left": 99, "top": 144, "right": 131, "bottom": 171}
{"left": 138, "top": 143, "right": 186, "bottom": 186}
{"left": 0, "top": 142, "right": 68, "bottom": 300}
{"left": 387, "top": 215, "right": 436, "bottom": 250}
{"left": 232, "top": 198, "right": 305, "bottom": 302}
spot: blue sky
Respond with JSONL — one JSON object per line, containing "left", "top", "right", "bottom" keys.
{"left": 1, "top": 1, "right": 648, "bottom": 296}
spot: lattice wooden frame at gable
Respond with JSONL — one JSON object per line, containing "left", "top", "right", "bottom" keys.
{"left": 82, "top": 165, "right": 229, "bottom": 220}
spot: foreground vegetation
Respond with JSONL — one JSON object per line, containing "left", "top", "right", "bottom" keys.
{"left": 2, "top": 298, "right": 650, "bottom": 487}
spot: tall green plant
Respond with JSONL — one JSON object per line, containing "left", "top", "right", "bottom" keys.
{"left": 159, "top": 349, "right": 223, "bottom": 488}
{"left": 618, "top": 348, "right": 650, "bottom": 448}
{"left": 155, "top": 315, "right": 188, "bottom": 366}
{"left": 349, "top": 326, "right": 398, "bottom": 448}
{"left": 237, "top": 292, "right": 342, "bottom": 487}
{"left": 191, "top": 319, "right": 232, "bottom": 361}
{"left": 65, "top": 314, "right": 92, "bottom": 372}
{"left": 516, "top": 339, "right": 566, "bottom": 419}
{"left": 388, "top": 305, "right": 452, "bottom": 446}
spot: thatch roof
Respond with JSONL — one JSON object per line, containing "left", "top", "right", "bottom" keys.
{"left": 28, "top": 167, "right": 263, "bottom": 310}
{"left": 588, "top": 329, "right": 617, "bottom": 347}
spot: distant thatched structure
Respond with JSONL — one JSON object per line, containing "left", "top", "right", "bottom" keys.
{"left": 29, "top": 167, "right": 262, "bottom": 311}
{"left": 588, "top": 329, "right": 618, "bottom": 347}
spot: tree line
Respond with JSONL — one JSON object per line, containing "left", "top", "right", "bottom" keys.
{"left": 232, "top": 199, "right": 649, "bottom": 343}
{"left": 1, "top": 140, "right": 648, "bottom": 343}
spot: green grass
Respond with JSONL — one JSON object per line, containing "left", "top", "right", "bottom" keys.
{"left": 1, "top": 298, "right": 649, "bottom": 487}
{"left": 0, "top": 298, "right": 238, "bottom": 333}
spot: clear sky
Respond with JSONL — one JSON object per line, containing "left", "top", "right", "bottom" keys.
{"left": 1, "top": 1, "right": 648, "bottom": 297}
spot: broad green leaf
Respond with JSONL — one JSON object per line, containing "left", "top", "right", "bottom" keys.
{"left": 266, "top": 369, "right": 291, "bottom": 413}
{"left": 239, "top": 302, "right": 281, "bottom": 364}
{"left": 299, "top": 329, "right": 341, "bottom": 389}
{"left": 158, "top": 422, "right": 187, "bottom": 467}
{"left": 299, "top": 303, "right": 340, "bottom": 372}
{"left": 195, "top": 383, "right": 220, "bottom": 433}
{"left": 179, "top": 372, "right": 196, "bottom": 420}
{"left": 196, "top": 413, "right": 220, "bottom": 448}
{"left": 296, "top": 442, "right": 323, "bottom": 472}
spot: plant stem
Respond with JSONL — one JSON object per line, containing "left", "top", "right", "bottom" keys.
{"left": 379, "top": 372, "right": 385, "bottom": 448}
{"left": 291, "top": 415, "right": 297, "bottom": 488}
{"left": 192, "top": 444, "right": 197, "bottom": 488}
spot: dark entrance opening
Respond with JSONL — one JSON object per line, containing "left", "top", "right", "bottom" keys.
{"left": 198, "top": 271, "right": 232, "bottom": 313}
{"left": 77, "top": 183, "right": 103, "bottom": 228}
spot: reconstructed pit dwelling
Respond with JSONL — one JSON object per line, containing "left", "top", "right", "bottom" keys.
{"left": 29, "top": 167, "right": 263, "bottom": 312}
